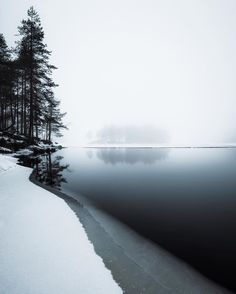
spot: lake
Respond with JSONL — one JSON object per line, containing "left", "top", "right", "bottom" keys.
{"left": 23, "top": 147, "right": 236, "bottom": 292}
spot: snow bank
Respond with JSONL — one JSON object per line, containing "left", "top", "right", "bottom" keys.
{"left": 0, "top": 147, "right": 12, "bottom": 154}
{"left": 0, "top": 155, "right": 122, "bottom": 294}
{"left": 0, "top": 155, "right": 16, "bottom": 173}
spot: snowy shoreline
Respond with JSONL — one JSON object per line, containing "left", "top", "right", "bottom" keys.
{"left": 0, "top": 154, "right": 232, "bottom": 294}
{"left": 30, "top": 158, "right": 232, "bottom": 294}
{"left": 0, "top": 155, "right": 122, "bottom": 294}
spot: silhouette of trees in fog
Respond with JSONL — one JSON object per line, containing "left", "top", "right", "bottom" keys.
{"left": 0, "top": 7, "right": 66, "bottom": 143}
{"left": 93, "top": 125, "right": 169, "bottom": 145}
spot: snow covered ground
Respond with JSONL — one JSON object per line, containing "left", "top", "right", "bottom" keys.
{"left": 0, "top": 155, "right": 122, "bottom": 294}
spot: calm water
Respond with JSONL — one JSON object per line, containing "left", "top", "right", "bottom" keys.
{"left": 24, "top": 147, "right": 236, "bottom": 292}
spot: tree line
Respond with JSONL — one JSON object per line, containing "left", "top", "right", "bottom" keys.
{"left": 0, "top": 7, "right": 66, "bottom": 143}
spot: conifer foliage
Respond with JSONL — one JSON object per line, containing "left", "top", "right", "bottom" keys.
{"left": 0, "top": 7, "right": 66, "bottom": 143}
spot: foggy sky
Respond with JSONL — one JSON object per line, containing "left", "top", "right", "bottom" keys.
{"left": 1, "top": 0, "right": 236, "bottom": 145}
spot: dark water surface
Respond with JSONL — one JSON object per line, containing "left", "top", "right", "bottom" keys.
{"left": 26, "top": 147, "right": 236, "bottom": 292}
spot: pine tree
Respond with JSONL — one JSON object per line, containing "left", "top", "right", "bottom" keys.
{"left": 0, "top": 7, "right": 66, "bottom": 145}
{"left": 0, "top": 34, "right": 15, "bottom": 132}
{"left": 16, "top": 6, "right": 66, "bottom": 143}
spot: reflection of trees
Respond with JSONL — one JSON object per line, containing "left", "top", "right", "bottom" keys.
{"left": 96, "top": 148, "right": 169, "bottom": 165}
{"left": 35, "top": 153, "right": 69, "bottom": 189}
{"left": 18, "top": 155, "right": 41, "bottom": 168}
{"left": 18, "top": 152, "right": 69, "bottom": 190}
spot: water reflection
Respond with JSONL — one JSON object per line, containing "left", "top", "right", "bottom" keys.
{"left": 17, "top": 147, "right": 236, "bottom": 291}
{"left": 47, "top": 147, "right": 236, "bottom": 292}
{"left": 96, "top": 148, "right": 169, "bottom": 165}
{"left": 18, "top": 153, "right": 69, "bottom": 190}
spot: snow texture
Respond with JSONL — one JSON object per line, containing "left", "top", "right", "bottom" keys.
{"left": 0, "top": 147, "right": 12, "bottom": 153}
{"left": 0, "top": 155, "right": 122, "bottom": 294}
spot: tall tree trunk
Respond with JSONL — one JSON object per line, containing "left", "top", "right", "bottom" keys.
{"left": 29, "top": 23, "right": 34, "bottom": 142}
{"left": 21, "top": 73, "right": 24, "bottom": 134}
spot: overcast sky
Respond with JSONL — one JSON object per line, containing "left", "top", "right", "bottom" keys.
{"left": 1, "top": 0, "right": 236, "bottom": 145}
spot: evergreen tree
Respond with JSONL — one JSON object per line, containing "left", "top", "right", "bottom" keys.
{"left": 16, "top": 6, "right": 65, "bottom": 142}
{"left": 0, "top": 34, "right": 15, "bottom": 132}
{"left": 0, "top": 7, "right": 66, "bottom": 144}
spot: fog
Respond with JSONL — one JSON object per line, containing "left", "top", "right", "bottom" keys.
{"left": 2, "top": 0, "right": 236, "bottom": 145}
{"left": 92, "top": 125, "right": 169, "bottom": 144}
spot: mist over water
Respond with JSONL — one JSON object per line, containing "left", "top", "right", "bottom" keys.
{"left": 90, "top": 125, "right": 170, "bottom": 145}
{"left": 33, "top": 147, "right": 236, "bottom": 292}
{"left": 3, "top": 0, "right": 236, "bottom": 146}
{"left": 2, "top": 1, "right": 236, "bottom": 293}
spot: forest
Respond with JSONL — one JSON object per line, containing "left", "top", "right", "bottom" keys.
{"left": 0, "top": 7, "right": 65, "bottom": 144}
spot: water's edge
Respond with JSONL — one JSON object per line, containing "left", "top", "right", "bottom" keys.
{"left": 30, "top": 170, "right": 170, "bottom": 293}
{"left": 29, "top": 169, "right": 232, "bottom": 294}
